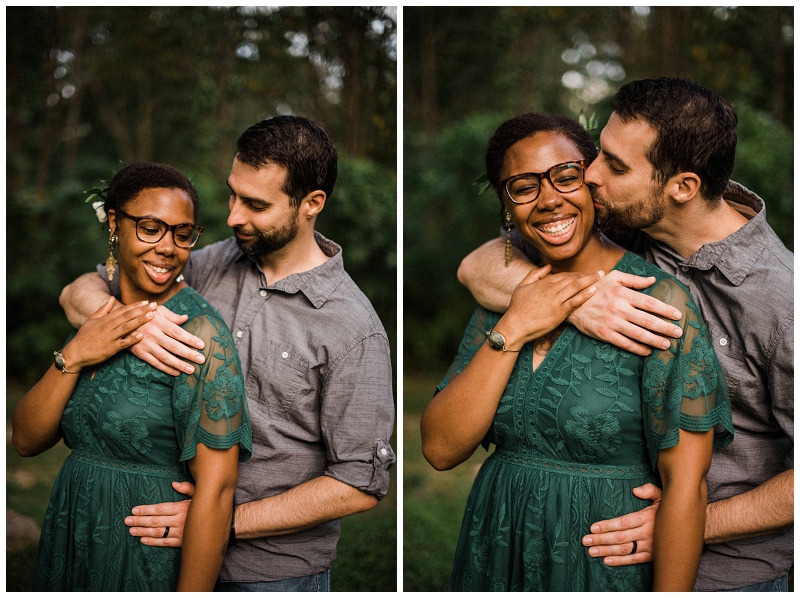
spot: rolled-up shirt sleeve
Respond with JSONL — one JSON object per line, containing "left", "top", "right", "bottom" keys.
{"left": 320, "top": 331, "right": 396, "bottom": 499}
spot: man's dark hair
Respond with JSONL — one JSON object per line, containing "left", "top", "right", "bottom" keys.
{"left": 235, "top": 115, "right": 338, "bottom": 208}
{"left": 611, "top": 77, "right": 737, "bottom": 200}
{"left": 485, "top": 112, "right": 598, "bottom": 198}
{"left": 105, "top": 161, "right": 200, "bottom": 219}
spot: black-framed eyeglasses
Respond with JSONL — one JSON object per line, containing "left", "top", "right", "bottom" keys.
{"left": 113, "top": 208, "right": 204, "bottom": 248}
{"left": 499, "top": 160, "right": 586, "bottom": 205}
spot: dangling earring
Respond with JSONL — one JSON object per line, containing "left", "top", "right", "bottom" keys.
{"left": 504, "top": 210, "right": 512, "bottom": 267}
{"left": 106, "top": 232, "right": 118, "bottom": 281}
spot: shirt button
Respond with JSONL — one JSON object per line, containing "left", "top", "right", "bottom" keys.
{"left": 259, "top": 289, "right": 267, "bottom": 297}
{"left": 719, "top": 338, "right": 728, "bottom": 347}
{"left": 380, "top": 448, "right": 388, "bottom": 456}
{"left": 281, "top": 351, "right": 289, "bottom": 359}
{"left": 236, "top": 331, "right": 244, "bottom": 339}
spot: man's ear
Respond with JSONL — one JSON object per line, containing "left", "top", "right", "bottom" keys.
{"left": 665, "top": 172, "right": 702, "bottom": 205}
{"left": 301, "top": 190, "right": 327, "bottom": 220}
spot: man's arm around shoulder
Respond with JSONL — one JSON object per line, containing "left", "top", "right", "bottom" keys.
{"left": 60, "top": 272, "right": 115, "bottom": 328}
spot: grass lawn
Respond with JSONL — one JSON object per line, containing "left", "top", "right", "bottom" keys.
{"left": 402, "top": 373, "right": 489, "bottom": 591}
{"left": 6, "top": 379, "right": 397, "bottom": 592}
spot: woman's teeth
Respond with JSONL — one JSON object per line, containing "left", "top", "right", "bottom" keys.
{"left": 537, "top": 217, "right": 575, "bottom": 235}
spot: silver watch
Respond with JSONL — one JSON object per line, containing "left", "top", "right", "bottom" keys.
{"left": 485, "top": 329, "right": 520, "bottom": 353}
{"left": 54, "top": 350, "right": 80, "bottom": 374}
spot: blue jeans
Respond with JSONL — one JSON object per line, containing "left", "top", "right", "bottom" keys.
{"left": 215, "top": 569, "right": 331, "bottom": 592}
{"left": 727, "top": 574, "right": 788, "bottom": 592}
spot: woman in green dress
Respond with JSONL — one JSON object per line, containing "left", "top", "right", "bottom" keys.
{"left": 421, "top": 114, "right": 733, "bottom": 591}
{"left": 13, "top": 162, "right": 252, "bottom": 591}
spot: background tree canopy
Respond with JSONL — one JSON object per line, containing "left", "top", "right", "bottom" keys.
{"left": 7, "top": 5, "right": 397, "bottom": 383}
{"left": 403, "top": 5, "right": 794, "bottom": 378}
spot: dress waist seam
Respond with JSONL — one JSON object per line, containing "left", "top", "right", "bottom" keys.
{"left": 492, "top": 449, "right": 654, "bottom": 480}
{"left": 69, "top": 450, "right": 187, "bottom": 479}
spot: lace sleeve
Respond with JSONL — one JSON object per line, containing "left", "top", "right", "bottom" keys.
{"left": 173, "top": 312, "right": 252, "bottom": 463}
{"left": 641, "top": 278, "right": 734, "bottom": 468}
{"left": 436, "top": 307, "right": 501, "bottom": 392}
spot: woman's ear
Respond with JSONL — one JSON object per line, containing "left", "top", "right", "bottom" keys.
{"left": 107, "top": 210, "right": 118, "bottom": 235}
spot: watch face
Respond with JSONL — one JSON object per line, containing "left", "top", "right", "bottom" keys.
{"left": 54, "top": 352, "right": 65, "bottom": 368}
{"left": 487, "top": 330, "right": 505, "bottom": 350}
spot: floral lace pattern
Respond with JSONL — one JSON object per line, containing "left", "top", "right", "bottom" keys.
{"left": 439, "top": 252, "right": 734, "bottom": 591}
{"left": 34, "top": 287, "right": 252, "bottom": 591}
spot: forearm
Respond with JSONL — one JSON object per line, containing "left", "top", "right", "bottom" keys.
{"left": 235, "top": 475, "right": 377, "bottom": 540}
{"left": 457, "top": 238, "right": 532, "bottom": 313}
{"left": 705, "top": 469, "right": 794, "bottom": 544}
{"left": 421, "top": 341, "right": 519, "bottom": 470}
{"left": 652, "top": 479, "right": 707, "bottom": 591}
{"left": 60, "top": 272, "right": 113, "bottom": 327}
{"left": 12, "top": 366, "right": 78, "bottom": 456}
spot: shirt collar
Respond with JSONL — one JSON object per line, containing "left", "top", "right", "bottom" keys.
{"left": 234, "top": 231, "right": 344, "bottom": 308}
{"left": 680, "top": 181, "right": 769, "bottom": 286}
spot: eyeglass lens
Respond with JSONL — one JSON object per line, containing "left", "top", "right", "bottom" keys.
{"left": 137, "top": 219, "right": 200, "bottom": 248}
{"left": 507, "top": 162, "right": 584, "bottom": 203}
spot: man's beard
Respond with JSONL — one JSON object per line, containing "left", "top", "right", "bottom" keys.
{"left": 592, "top": 185, "right": 667, "bottom": 232}
{"left": 234, "top": 210, "right": 300, "bottom": 259}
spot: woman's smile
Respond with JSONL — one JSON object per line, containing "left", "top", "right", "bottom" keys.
{"left": 143, "top": 260, "right": 177, "bottom": 285}
{"left": 531, "top": 214, "right": 577, "bottom": 245}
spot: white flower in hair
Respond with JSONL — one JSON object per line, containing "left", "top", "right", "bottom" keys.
{"left": 92, "top": 200, "right": 107, "bottom": 223}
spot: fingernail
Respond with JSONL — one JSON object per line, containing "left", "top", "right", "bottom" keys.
{"left": 661, "top": 340, "right": 671, "bottom": 350}
{"left": 584, "top": 537, "right": 593, "bottom": 546}
{"left": 130, "top": 527, "right": 138, "bottom": 535}
{"left": 589, "top": 547, "right": 598, "bottom": 556}
{"left": 132, "top": 507, "right": 139, "bottom": 515}
{"left": 150, "top": 302, "right": 157, "bottom": 308}
{"left": 674, "top": 326, "right": 682, "bottom": 336}
{"left": 591, "top": 524, "right": 600, "bottom": 533}
{"left": 606, "top": 557, "right": 615, "bottom": 565}
{"left": 185, "top": 366, "right": 195, "bottom": 375}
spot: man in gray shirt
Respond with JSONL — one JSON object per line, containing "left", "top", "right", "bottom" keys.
{"left": 458, "top": 78, "right": 792, "bottom": 591}
{"left": 60, "top": 116, "right": 396, "bottom": 591}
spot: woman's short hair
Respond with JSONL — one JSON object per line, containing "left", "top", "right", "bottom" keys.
{"left": 105, "top": 161, "right": 200, "bottom": 220}
{"left": 485, "top": 113, "right": 599, "bottom": 197}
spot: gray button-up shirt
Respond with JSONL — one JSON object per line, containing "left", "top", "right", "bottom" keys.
{"left": 629, "top": 183, "right": 793, "bottom": 590}
{"left": 514, "top": 182, "right": 793, "bottom": 589}
{"left": 163, "top": 232, "right": 394, "bottom": 582}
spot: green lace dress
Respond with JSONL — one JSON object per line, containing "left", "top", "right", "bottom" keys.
{"left": 439, "top": 252, "right": 734, "bottom": 592}
{"left": 33, "top": 287, "right": 252, "bottom": 591}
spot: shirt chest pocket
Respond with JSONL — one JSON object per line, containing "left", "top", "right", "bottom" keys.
{"left": 706, "top": 322, "right": 745, "bottom": 363}
{"left": 250, "top": 340, "right": 314, "bottom": 415}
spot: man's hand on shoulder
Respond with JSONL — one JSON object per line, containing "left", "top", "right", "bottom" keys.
{"left": 568, "top": 271, "right": 683, "bottom": 356}
{"left": 130, "top": 305, "right": 206, "bottom": 376}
